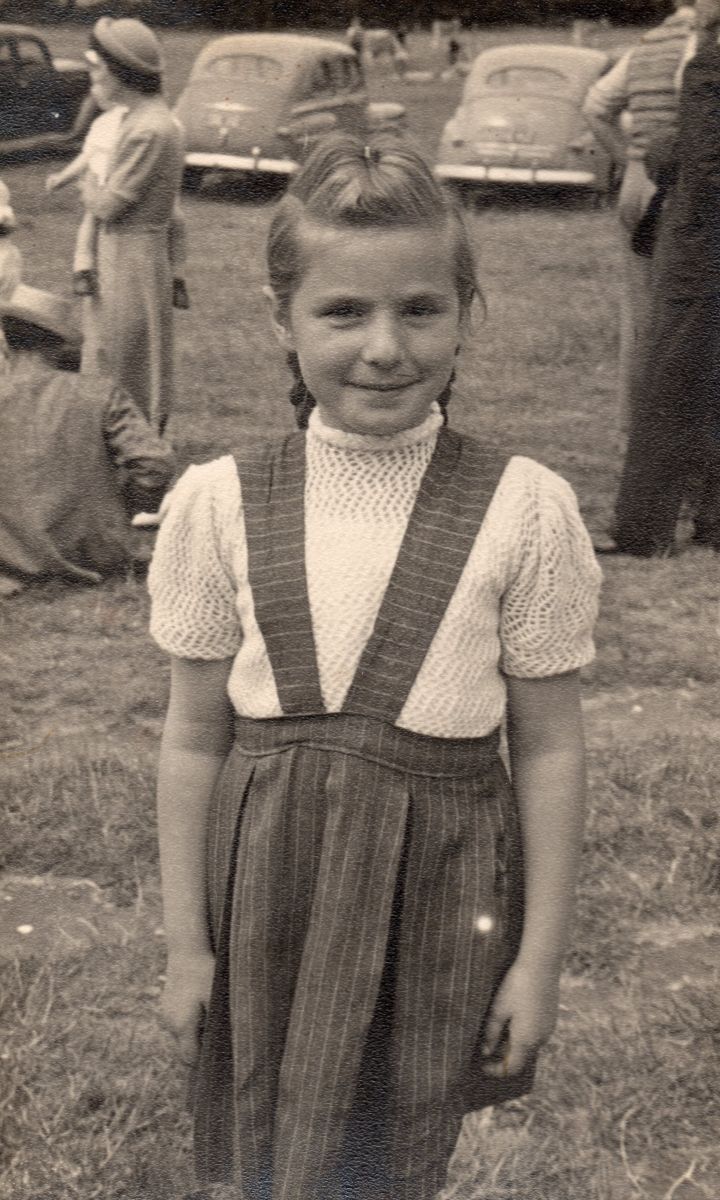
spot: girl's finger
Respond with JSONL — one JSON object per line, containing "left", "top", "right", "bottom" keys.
{"left": 482, "top": 1037, "right": 530, "bottom": 1078}
{"left": 504, "top": 1038, "right": 532, "bottom": 1077}
{"left": 177, "top": 1025, "right": 201, "bottom": 1067}
{"left": 481, "top": 1012, "right": 508, "bottom": 1059}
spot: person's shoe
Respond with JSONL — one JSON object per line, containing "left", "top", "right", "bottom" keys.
{"left": 73, "top": 269, "right": 98, "bottom": 297}
{"left": 131, "top": 511, "right": 160, "bottom": 529}
{"left": 592, "top": 533, "right": 626, "bottom": 555}
{"left": 690, "top": 531, "right": 720, "bottom": 551}
{"left": 172, "top": 277, "right": 190, "bottom": 309}
{"left": 593, "top": 532, "right": 673, "bottom": 558}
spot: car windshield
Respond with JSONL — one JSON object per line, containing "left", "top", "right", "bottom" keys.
{"left": 206, "top": 54, "right": 284, "bottom": 83}
{"left": 483, "top": 66, "right": 570, "bottom": 94}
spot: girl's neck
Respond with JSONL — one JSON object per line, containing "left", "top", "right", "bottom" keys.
{"left": 308, "top": 404, "right": 443, "bottom": 452}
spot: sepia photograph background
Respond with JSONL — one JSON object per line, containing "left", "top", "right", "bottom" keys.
{"left": 1, "top": 4, "right": 718, "bottom": 1199}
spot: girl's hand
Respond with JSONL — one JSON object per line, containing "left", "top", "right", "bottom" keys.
{"left": 480, "top": 959, "right": 560, "bottom": 1077}
{"left": 160, "top": 951, "right": 215, "bottom": 1067}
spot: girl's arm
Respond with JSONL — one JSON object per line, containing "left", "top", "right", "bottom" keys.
{"left": 158, "top": 654, "right": 235, "bottom": 1065}
{"left": 482, "top": 669, "right": 586, "bottom": 1077}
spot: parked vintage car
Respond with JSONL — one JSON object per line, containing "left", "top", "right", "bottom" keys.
{"left": 436, "top": 44, "right": 618, "bottom": 197}
{"left": 0, "top": 24, "right": 91, "bottom": 155}
{"left": 175, "top": 32, "right": 406, "bottom": 188}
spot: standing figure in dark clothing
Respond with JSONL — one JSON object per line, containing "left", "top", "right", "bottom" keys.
{"left": 598, "top": 0, "right": 720, "bottom": 556}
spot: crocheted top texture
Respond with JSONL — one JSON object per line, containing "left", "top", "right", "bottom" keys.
{"left": 149, "top": 408, "right": 601, "bottom": 738}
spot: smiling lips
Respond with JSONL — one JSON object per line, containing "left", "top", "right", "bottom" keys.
{"left": 348, "top": 380, "right": 418, "bottom": 392}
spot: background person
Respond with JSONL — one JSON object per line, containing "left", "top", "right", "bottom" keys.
{"left": 149, "top": 134, "right": 600, "bottom": 1200}
{"left": 346, "top": 15, "right": 363, "bottom": 57}
{"left": 79, "top": 17, "right": 185, "bottom": 434}
{"left": 0, "top": 179, "right": 22, "bottom": 372}
{"left": 0, "top": 180, "right": 22, "bottom": 301}
{"left": 598, "top": 0, "right": 720, "bottom": 556}
{"left": 46, "top": 99, "right": 189, "bottom": 310}
{"left": 0, "top": 284, "right": 175, "bottom": 596}
{"left": 582, "top": 1, "right": 696, "bottom": 426}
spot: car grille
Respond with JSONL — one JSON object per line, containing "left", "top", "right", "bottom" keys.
{"left": 472, "top": 141, "right": 556, "bottom": 161}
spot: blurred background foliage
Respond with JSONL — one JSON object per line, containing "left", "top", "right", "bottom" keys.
{"left": 0, "top": 0, "right": 677, "bottom": 30}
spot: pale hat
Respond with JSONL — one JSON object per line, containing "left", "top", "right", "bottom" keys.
{"left": 87, "top": 17, "right": 164, "bottom": 79}
{"left": 0, "top": 179, "right": 16, "bottom": 230}
{"left": 0, "top": 284, "right": 82, "bottom": 345}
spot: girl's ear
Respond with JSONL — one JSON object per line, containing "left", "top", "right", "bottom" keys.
{"left": 263, "top": 284, "right": 295, "bottom": 352}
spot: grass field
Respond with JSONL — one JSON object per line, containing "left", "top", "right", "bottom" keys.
{"left": 1, "top": 21, "right": 719, "bottom": 1200}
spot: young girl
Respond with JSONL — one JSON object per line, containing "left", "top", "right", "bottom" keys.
{"left": 149, "top": 134, "right": 601, "bottom": 1200}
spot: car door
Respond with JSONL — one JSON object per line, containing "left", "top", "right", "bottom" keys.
{"left": 12, "top": 34, "right": 59, "bottom": 138}
{"left": 0, "top": 36, "right": 21, "bottom": 141}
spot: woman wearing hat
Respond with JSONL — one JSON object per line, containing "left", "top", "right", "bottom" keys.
{"left": 80, "top": 17, "right": 184, "bottom": 434}
{"left": 0, "top": 180, "right": 22, "bottom": 301}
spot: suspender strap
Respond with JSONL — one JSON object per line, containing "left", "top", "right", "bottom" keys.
{"left": 342, "top": 428, "right": 507, "bottom": 722}
{"left": 236, "top": 429, "right": 507, "bottom": 723}
{"left": 234, "top": 435, "right": 326, "bottom": 715}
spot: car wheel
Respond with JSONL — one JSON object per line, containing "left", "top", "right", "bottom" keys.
{"left": 183, "top": 167, "right": 205, "bottom": 193}
{"left": 590, "top": 188, "right": 613, "bottom": 211}
{"left": 444, "top": 180, "right": 474, "bottom": 209}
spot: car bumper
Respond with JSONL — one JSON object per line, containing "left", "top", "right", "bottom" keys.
{"left": 435, "top": 163, "right": 597, "bottom": 186}
{"left": 185, "top": 151, "right": 298, "bottom": 175}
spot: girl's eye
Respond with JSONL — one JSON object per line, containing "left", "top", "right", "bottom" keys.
{"left": 320, "top": 303, "right": 365, "bottom": 321}
{"left": 403, "top": 300, "right": 445, "bottom": 319}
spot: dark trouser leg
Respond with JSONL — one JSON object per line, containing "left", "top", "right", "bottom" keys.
{"left": 692, "top": 360, "right": 720, "bottom": 547}
{"left": 614, "top": 292, "right": 720, "bottom": 555}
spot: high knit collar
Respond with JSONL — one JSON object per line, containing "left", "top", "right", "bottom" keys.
{"left": 307, "top": 404, "right": 443, "bottom": 453}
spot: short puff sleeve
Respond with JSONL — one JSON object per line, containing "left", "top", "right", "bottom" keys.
{"left": 148, "top": 457, "right": 242, "bottom": 660}
{"left": 500, "top": 460, "right": 601, "bottom": 678}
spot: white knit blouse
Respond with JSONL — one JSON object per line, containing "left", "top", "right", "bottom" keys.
{"left": 149, "top": 408, "right": 601, "bottom": 738}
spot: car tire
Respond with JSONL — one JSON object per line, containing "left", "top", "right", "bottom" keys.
{"left": 441, "top": 180, "right": 472, "bottom": 209}
{"left": 183, "top": 167, "right": 205, "bottom": 193}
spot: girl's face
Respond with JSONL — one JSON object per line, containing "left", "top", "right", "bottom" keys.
{"left": 269, "top": 220, "right": 465, "bottom": 437}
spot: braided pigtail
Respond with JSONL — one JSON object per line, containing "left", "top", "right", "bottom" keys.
{"left": 287, "top": 351, "right": 316, "bottom": 429}
{"left": 436, "top": 368, "right": 456, "bottom": 426}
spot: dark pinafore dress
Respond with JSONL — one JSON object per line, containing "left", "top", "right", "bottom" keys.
{"left": 193, "top": 429, "right": 534, "bottom": 1200}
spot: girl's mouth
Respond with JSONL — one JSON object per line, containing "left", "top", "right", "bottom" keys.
{"left": 348, "top": 381, "right": 417, "bottom": 393}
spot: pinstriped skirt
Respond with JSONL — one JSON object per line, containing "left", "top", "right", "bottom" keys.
{"left": 194, "top": 714, "right": 532, "bottom": 1200}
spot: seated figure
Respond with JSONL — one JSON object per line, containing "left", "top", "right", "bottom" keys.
{"left": 0, "top": 284, "right": 175, "bottom": 594}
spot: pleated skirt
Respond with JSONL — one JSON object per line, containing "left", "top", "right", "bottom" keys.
{"left": 193, "top": 713, "right": 532, "bottom": 1200}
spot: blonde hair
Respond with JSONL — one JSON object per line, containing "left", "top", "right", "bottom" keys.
{"left": 267, "top": 133, "right": 481, "bottom": 425}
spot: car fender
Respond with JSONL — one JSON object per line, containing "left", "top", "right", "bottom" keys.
{"left": 51, "top": 57, "right": 89, "bottom": 75}
{"left": 367, "top": 101, "right": 406, "bottom": 131}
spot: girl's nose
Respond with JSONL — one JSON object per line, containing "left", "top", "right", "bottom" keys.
{"left": 361, "top": 314, "right": 403, "bottom": 367}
